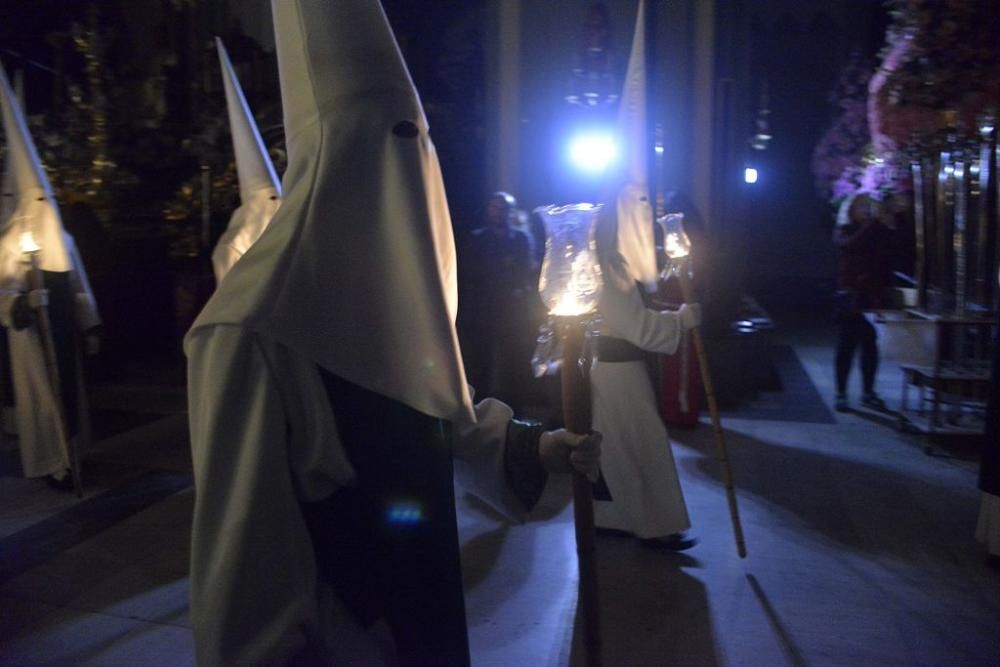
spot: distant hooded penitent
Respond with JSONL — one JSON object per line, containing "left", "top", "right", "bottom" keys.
{"left": 0, "top": 63, "right": 100, "bottom": 480}
{"left": 211, "top": 37, "right": 282, "bottom": 284}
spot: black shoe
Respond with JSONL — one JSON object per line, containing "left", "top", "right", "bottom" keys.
{"left": 45, "top": 473, "right": 74, "bottom": 492}
{"left": 861, "top": 393, "right": 888, "bottom": 411}
{"left": 640, "top": 533, "right": 698, "bottom": 551}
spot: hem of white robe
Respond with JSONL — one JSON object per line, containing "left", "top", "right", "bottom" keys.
{"left": 976, "top": 492, "right": 1000, "bottom": 556}
{"left": 594, "top": 500, "right": 691, "bottom": 539}
{"left": 22, "top": 452, "right": 68, "bottom": 479}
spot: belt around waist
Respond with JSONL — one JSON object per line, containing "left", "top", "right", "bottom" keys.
{"left": 596, "top": 336, "right": 645, "bottom": 363}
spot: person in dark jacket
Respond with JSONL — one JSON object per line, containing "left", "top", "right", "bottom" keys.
{"left": 832, "top": 193, "right": 894, "bottom": 412}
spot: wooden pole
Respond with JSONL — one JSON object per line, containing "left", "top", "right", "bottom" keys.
{"left": 559, "top": 316, "right": 601, "bottom": 665}
{"left": 25, "top": 253, "right": 82, "bottom": 497}
{"left": 676, "top": 267, "right": 745, "bottom": 558}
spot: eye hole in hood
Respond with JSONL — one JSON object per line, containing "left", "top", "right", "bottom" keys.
{"left": 392, "top": 120, "right": 419, "bottom": 138}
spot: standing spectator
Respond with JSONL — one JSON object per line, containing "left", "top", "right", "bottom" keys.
{"left": 832, "top": 193, "right": 893, "bottom": 412}
{"left": 459, "top": 191, "right": 536, "bottom": 411}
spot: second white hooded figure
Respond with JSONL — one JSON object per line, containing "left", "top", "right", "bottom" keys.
{"left": 590, "top": 0, "right": 700, "bottom": 546}
{"left": 211, "top": 37, "right": 282, "bottom": 284}
{"left": 185, "top": 1, "right": 600, "bottom": 665}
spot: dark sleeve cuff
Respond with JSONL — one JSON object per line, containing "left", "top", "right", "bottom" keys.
{"left": 10, "top": 294, "right": 35, "bottom": 331}
{"left": 504, "top": 419, "right": 549, "bottom": 512}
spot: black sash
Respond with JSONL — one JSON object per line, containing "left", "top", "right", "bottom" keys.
{"left": 304, "top": 369, "right": 471, "bottom": 667}
{"left": 596, "top": 335, "right": 645, "bottom": 363}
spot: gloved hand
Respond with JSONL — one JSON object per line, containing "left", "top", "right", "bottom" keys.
{"left": 27, "top": 288, "right": 48, "bottom": 309}
{"left": 678, "top": 302, "right": 701, "bottom": 330}
{"left": 539, "top": 428, "right": 602, "bottom": 481}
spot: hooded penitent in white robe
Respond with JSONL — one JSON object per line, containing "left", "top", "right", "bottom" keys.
{"left": 591, "top": 0, "right": 693, "bottom": 539}
{"left": 211, "top": 38, "right": 282, "bottom": 284}
{"left": 0, "top": 65, "right": 100, "bottom": 479}
{"left": 187, "top": 2, "right": 548, "bottom": 664}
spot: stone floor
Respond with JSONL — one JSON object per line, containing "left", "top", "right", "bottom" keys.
{"left": 1, "top": 317, "right": 997, "bottom": 666}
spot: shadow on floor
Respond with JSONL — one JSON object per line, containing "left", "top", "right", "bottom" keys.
{"left": 673, "top": 426, "right": 984, "bottom": 568}
{"left": 570, "top": 535, "right": 719, "bottom": 666}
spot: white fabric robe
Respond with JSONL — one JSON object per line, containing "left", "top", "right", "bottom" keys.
{"left": 210, "top": 189, "right": 281, "bottom": 284}
{"left": 187, "top": 324, "right": 531, "bottom": 666}
{"left": 0, "top": 234, "right": 100, "bottom": 477}
{"left": 592, "top": 254, "right": 691, "bottom": 538}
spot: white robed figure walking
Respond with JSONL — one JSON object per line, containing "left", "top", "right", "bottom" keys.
{"left": 0, "top": 64, "right": 100, "bottom": 482}
{"left": 592, "top": 0, "right": 699, "bottom": 544}
{"left": 211, "top": 37, "right": 282, "bottom": 284}
{"left": 186, "top": 2, "right": 600, "bottom": 664}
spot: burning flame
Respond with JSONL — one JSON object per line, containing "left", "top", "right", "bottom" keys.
{"left": 664, "top": 232, "right": 689, "bottom": 260}
{"left": 547, "top": 251, "right": 600, "bottom": 317}
{"left": 659, "top": 213, "right": 691, "bottom": 260}
{"left": 538, "top": 203, "right": 603, "bottom": 317}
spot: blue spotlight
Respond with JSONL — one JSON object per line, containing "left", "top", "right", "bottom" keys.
{"left": 568, "top": 131, "right": 619, "bottom": 174}
{"left": 744, "top": 167, "right": 758, "bottom": 184}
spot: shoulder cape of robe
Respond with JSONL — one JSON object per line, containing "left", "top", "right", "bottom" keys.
{"left": 187, "top": 323, "right": 546, "bottom": 665}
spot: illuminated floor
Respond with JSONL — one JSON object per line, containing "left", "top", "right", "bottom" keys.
{"left": 1, "top": 326, "right": 998, "bottom": 665}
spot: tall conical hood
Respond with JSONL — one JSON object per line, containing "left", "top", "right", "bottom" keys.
{"left": 211, "top": 38, "right": 282, "bottom": 284}
{"left": 191, "top": 0, "right": 473, "bottom": 423}
{"left": 0, "top": 78, "right": 18, "bottom": 229}
{"left": 0, "top": 64, "right": 69, "bottom": 271}
{"left": 276, "top": 0, "right": 426, "bottom": 144}
{"left": 216, "top": 38, "right": 281, "bottom": 201}
{"left": 608, "top": 0, "right": 658, "bottom": 290}
{"left": 1, "top": 142, "right": 14, "bottom": 227}
{"left": 0, "top": 64, "right": 52, "bottom": 201}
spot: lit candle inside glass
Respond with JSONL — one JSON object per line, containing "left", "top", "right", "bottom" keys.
{"left": 659, "top": 212, "right": 691, "bottom": 261}
{"left": 537, "top": 203, "right": 603, "bottom": 317}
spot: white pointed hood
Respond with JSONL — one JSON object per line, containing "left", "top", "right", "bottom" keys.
{"left": 608, "top": 0, "right": 658, "bottom": 290}
{"left": 0, "top": 64, "right": 69, "bottom": 272}
{"left": 1, "top": 144, "right": 14, "bottom": 227}
{"left": 1, "top": 74, "right": 19, "bottom": 227}
{"left": 216, "top": 37, "right": 281, "bottom": 202}
{"left": 212, "top": 37, "right": 282, "bottom": 282}
{"left": 191, "top": 0, "right": 473, "bottom": 422}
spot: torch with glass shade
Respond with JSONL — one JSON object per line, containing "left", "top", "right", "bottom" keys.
{"left": 18, "top": 224, "right": 83, "bottom": 497}
{"left": 659, "top": 212, "right": 746, "bottom": 558}
{"left": 537, "top": 202, "right": 603, "bottom": 664}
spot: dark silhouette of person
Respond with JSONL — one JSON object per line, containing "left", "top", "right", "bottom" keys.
{"left": 832, "top": 193, "right": 893, "bottom": 412}
{"left": 459, "top": 192, "right": 536, "bottom": 411}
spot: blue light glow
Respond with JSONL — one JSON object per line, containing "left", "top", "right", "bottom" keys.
{"left": 568, "top": 132, "right": 619, "bottom": 173}
{"left": 744, "top": 167, "right": 758, "bottom": 184}
{"left": 386, "top": 501, "right": 425, "bottom": 525}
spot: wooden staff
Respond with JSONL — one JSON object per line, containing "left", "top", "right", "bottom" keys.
{"left": 676, "top": 265, "right": 745, "bottom": 558}
{"left": 559, "top": 316, "right": 602, "bottom": 665}
{"left": 25, "top": 250, "right": 83, "bottom": 497}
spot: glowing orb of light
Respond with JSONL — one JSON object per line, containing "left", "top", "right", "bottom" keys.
{"left": 568, "top": 132, "right": 619, "bottom": 174}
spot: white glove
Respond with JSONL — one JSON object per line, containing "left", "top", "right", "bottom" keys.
{"left": 539, "top": 428, "right": 602, "bottom": 481}
{"left": 27, "top": 288, "right": 49, "bottom": 309}
{"left": 678, "top": 302, "right": 701, "bottom": 330}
